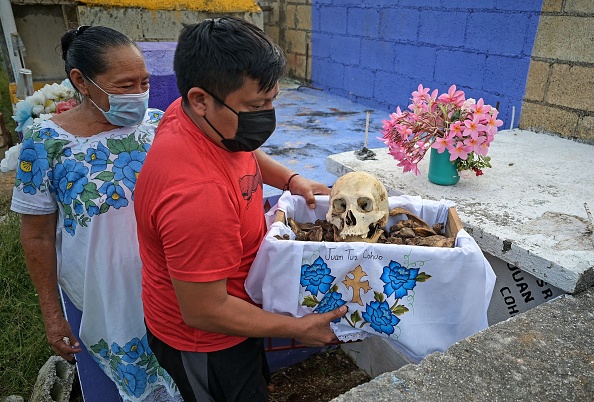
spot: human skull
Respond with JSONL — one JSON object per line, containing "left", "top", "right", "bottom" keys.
{"left": 326, "top": 171, "right": 389, "bottom": 242}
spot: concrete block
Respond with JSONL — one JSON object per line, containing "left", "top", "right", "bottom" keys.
{"left": 524, "top": 60, "right": 550, "bottom": 102}
{"left": 435, "top": 50, "right": 486, "bottom": 89}
{"left": 1, "top": 397, "right": 24, "bottom": 402}
{"left": 483, "top": 55, "right": 530, "bottom": 97}
{"left": 319, "top": 6, "right": 347, "bottom": 34}
{"left": 341, "top": 337, "right": 414, "bottom": 378}
{"left": 330, "top": 36, "right": 361, "bottom": 65}
{"left": 379, "top": 8, "right": 419, "bottom": 42}
{"left": 344, "top": 66, "right": 375, "bottom": 98}
{"left": 29, "top": 356, "right": 76, "bottom": 402}
{"left": 373, "top": 71, "right": 411, "bottom": 107}
{"left": 533, "top": 16, "right": 594, "bottom": 64}
{"left": 286, "top": 4, "right": 297, "bottom": 28}
{"left": 311, "top": 59, "right": 344, "bottom": 90}
{"left": 312, "top": 33, "right": 332, "bottom": 59}
{"left": 347, "top": 7, "right": 380, "bottom": 37}
{"left": 467, "top": 12, "right": 530, "bottom": 55}
{"left": 565, "top": 0, "right": 594, "bottom": 13}
{"left": 286, "top": 52, "right": 308, "bottom": 79}
{"left": 542, "top": 0, "right": 563, "bottom": 12}
{"left": 296, "top": 5, "right": 312, "bottom": 30}
{"left": 360, "top": 39, "right": 395, "bottom": 72}
{"left": 547, "top": 64, "right": 594, "bottom": 112}
{"left": 419, "top": 10, "right": 466, "bottom": 47}
{"left": 493, "top": 0, "right": 544, "bottom": 11}
{"left": 394, "top": 44, "right": 436, "bottom": 81}
{"left": 576, "top": 115, "right": 594, "bottom": 142}
{"left": 267, "top": 26, "right": 281, "bottom": 45}
{"left": 519, "top": 102, "right": 579, "bottom": 137}
{"left": 286, "top": 29, "right": 308, "bottom": 55}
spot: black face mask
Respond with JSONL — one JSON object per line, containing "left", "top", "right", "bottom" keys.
{"left": 203, "top": 93, "right": 276, "bottom": 152}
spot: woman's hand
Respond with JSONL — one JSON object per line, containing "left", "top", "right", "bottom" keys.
{"left": 288, "top": 175, "right": 330, "bottom": 209}
{"left": 44, "top": 313, "right": 82, "bottom": 362}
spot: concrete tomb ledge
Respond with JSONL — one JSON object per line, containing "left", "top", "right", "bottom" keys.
{"left": 326, "top": 129, "right": 594, "bottom": 294}
{"left": 333, "top": 285, "right": 594, "bottom": 401}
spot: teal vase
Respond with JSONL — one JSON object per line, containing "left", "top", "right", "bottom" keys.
{"left": 427, "top": 148, "right": 460, "bottom": 185}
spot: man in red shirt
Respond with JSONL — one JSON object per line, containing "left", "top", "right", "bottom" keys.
{"left": 134, "top": 17, "right": 346, "bottom": 402}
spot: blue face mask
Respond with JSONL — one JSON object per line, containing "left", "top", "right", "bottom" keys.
{"left": 86, "top": 76, "right": 149, "bottom": 126}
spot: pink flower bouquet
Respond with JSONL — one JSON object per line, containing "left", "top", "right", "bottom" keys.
{"left": 381, "top": 84, "right": 503, "bottom": 176}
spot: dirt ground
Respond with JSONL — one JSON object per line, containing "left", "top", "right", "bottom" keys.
{"left": 268, "top": 347, "right": 371, "bottom": 402}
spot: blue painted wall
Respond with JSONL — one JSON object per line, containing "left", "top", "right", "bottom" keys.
{"left": 311, "top": 0, "right": 544, "bottom": 129}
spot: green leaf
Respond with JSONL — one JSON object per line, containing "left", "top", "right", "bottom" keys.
{"left": 391, "top": 305, "right": 410, "bottom": 316}
{"left": 350, "top": 310, "right": 362, "bottom": 324}
{"left": 99, "top": 203, "right": 110, "bottom": 214}
{"left": 330, "top": 284, "right": 339, "bottom": 293}
{"left": 95, "top": 171, "right": 115, "bottom": 182}
{"left": 374, "top": 291, "right": 384, "bottom": 302}
{"left": 416, "top": 272, "right": 432, "bottom": 282}
{"left": 301, "top": 295, "right": 318, "bottom": 308}
{"left": 74, "top": 152, "right": 86, "bottom": 161}
{"left": 107, "top": 138, "right": 126, "bottom": 154}
{"left": 63, "top": 204, "right": 72, "bottom": 215}
{"left": 45, "top": 140, "right": 65, "bottom": 161}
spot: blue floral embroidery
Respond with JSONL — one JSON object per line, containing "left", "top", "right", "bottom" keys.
{"left": 122, "top": 337, "right": 146, "bottom": 363}
{"left": 113, "top": 150, "right": 145, "bottom": 194}
{"left": 38, "top": 127, "right": 59, "bottom": 140}
{"left": 314, "top": 291, "right": 347, "bottom": 323}
{"left": 116, "top": 363, "right": 148, "bottom": 398}
{"left": 380, "top": 261, "right": 419, "bottom": 299}
{"left": 362, "top": 300, "right": 400, "bottom": 335}
{"left": 16, "top": 137, "right": 49, "bottom": 194}
{"left": 90, "top": 335, "right": 178, "bottom": 400}
{"left": 300, "top": 256, "right": 335, "bottom": 295}
{"left": 99, "top": 182, "right": 129, "bottom": 209}
{"left": 48, "top": 159, "right": 89, "bottom": 204}
{"left": 14, "top": 112, "right": 160, "bottom": 236}
{"left": 85, "top": 142, "right": 110, "bottom": 174}
{"left": 147, "top": 110, "right": 163, "bottom": 123}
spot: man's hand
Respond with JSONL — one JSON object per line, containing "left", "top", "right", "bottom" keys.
{"left": 289, "top": 176, "right": 331, "bottom": 209}
{"left": 294, "top": 305, "right": 347, "bottom": 347}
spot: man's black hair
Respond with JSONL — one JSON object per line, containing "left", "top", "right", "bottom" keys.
{"left": 174, "top": 17, "right": 286, "bottom": 105}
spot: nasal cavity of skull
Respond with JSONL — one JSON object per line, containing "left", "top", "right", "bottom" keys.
{"left": 345, "top": 210, "right": 356, "bottom": 226}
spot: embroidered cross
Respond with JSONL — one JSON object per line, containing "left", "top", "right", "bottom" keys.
{"left": 342, "top": 265, "right": 371, "bottom": 306}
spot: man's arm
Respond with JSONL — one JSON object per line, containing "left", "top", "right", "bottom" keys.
{"left": 172, "top": 277, "right": 346, "bottom": 347}
{"left": 254, "top": 149, "right": 330, "bottom": 209}
{"left": 20, "top": 213, "right": 82, "bottom": 361}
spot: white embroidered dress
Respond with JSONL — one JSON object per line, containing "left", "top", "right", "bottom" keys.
{"left": 11, "top": 110, "right": 181, "bottom": 402}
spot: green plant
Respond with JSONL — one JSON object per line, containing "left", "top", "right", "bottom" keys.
{"left": 0, "top": 59, "right": 51, "bottom": 399}
{"left": 0, "top": 191, "right": 52, "bottom": 399}
{"left": 0, "top": 58, "right": 17, "bottom": 143}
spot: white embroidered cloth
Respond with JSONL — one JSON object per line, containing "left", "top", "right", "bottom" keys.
{"left": 246, "top": 192, "right": 496, "bottom": 362}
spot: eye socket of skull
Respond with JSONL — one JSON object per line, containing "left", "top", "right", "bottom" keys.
{"left": 357, "top": 197, "right": 374, "bottom": 212}
{"left": 332, "top": 198, "right": 347, "bottom": 213}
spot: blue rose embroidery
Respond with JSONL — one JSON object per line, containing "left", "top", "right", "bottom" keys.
{"left": 85, "top": 142, "right": 110, "bottom": 174}
{"left": 314, "top": 291, "right": 346, "bottom": 323}
{"left": 116, "top": 363, "right": 148, "bottom": 398}
{"left": 16, "top": 138, "right": 49, "bottom": 194}
{"left": 122, "top": 337, "right": 145, "bottom": 363}
{"left": 99, "top": 182, "right": 128, "bottom": 209}
{"left": 48, "top": 159, "right": 89, "bottom": 204}
{"left": 380, "top": 261, "right": 419, "bottom": 299}
{"left": 147, "top": 110, "right": 163, "bottom": 123}
{"left": 113, "top": 150, "right": 146, "bottom": 192}
{"left": 362, "top": 300, "right": 400, "bottom": 335}
{"left": 300, "top": 257, "right": 335, "bottom": 295}
{"left": 38, "top": 127, "right": 59, "bottom": 140}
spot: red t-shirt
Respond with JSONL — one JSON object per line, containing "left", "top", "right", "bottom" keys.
{"left": 135, "top": 98, "right": 266, "bottom": 352}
